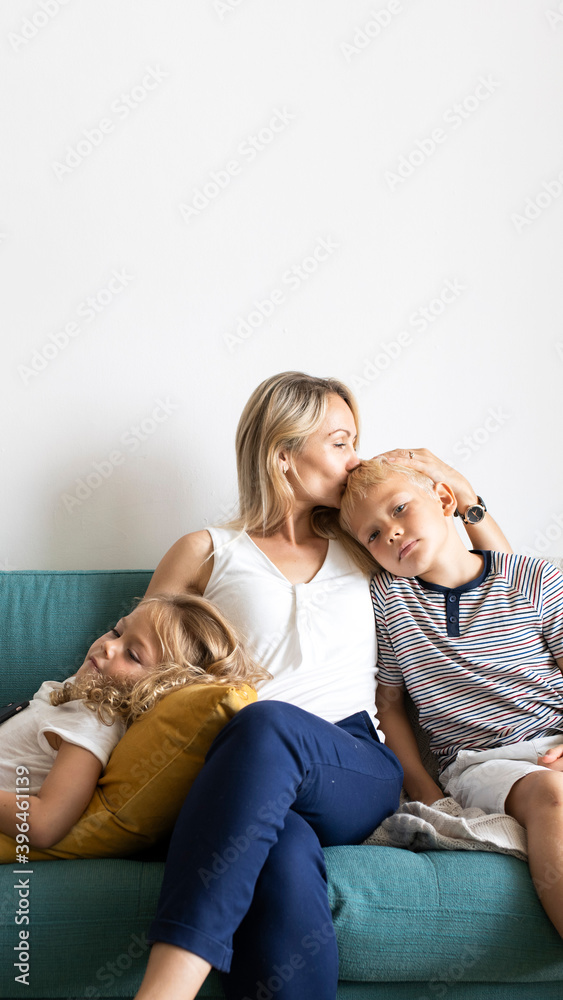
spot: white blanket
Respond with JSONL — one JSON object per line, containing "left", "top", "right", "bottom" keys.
{"left": 364, "top": 797, "right": 528, "bottom": 861}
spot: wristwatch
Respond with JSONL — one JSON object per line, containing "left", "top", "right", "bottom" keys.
{"left": 454, "top": 495, "right": 487, "bottom": 525}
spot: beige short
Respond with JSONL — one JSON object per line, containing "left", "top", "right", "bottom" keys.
{"left": 440, "top": 735, "right": 563, "bottom": 814}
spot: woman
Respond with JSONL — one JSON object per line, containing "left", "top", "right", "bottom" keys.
{"left": 135, "top": 371, "right": 511, "bottom": 1000}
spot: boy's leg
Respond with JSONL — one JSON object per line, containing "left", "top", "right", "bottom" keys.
{"left": 506, "top": 769, "right": 563, "bottom": 938}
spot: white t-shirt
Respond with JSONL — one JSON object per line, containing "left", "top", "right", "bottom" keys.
{"left": 205, "top": 527, "right": 380, "bottom": 728}
{"left": 0, "top": 678, "right": 125, "bottom": 795}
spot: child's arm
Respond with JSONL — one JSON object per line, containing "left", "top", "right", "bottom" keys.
{"left": 538, "top": 745, "right": 563, "bottom": 770}
{"left": 538, "top": 651, "right": 563, "bottom": 768}
{"left": 0, "top": 738, "right": 102, "bottom": 849}
{"left": 377, "top": 683, "right": 443, "bottom": 805}
{"left": 537, "top": 607, "right": 563, "bottom": 768}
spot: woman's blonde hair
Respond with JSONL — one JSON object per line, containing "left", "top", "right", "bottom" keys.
{"left": 230, "top": 370, "right": 360, "bottom": 536}
{"left": 339, "top": 457, "right": 436, "bottom": 573}
{"left": 50, "top": 593, "right": 270, "bottom": 727}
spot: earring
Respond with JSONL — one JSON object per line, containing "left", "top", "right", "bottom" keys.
{"left": 282, "top": 464, "right": 289, "bottom": 474}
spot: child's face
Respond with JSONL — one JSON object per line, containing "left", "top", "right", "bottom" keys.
{"left": 346, "top": 473, "right": 451, "bottom": 578}
{"left": 75, "top": 606, "right": 160, "bottom": 686}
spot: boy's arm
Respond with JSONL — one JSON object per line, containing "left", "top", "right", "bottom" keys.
{"left": 0, "top": 739, "right": 102, "bottom": 849}
{"left": 537, "top": 654, "right": 563, "bottom": 767}
{"left": 536, "top": 562, "right": 563, "bottom": 766}
{"left": 377, "top": 683, "right": 443, "bottom": 805}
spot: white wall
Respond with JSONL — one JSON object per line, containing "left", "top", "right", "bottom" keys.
{"left": 3, "top": 0, "right": 562, "bottom": 570}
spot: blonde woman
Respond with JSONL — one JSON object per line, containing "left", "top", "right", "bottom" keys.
{"left": 136, "top": 372, "right": 511, "bottom": 1000}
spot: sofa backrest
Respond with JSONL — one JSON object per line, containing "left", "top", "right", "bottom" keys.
{"left": 0, "top": 571, "right": 152, "bottom": 701}
{"left": 2, "top": 558, "right": 562, "bottom": 768}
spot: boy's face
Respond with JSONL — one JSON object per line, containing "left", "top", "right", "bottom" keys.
{"left": 346, "top": 473, "right": 452, "bottom": 578}
{"left": 75, "top": 606, "right": 160, "bottom": 686}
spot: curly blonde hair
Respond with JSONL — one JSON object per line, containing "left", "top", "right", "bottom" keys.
{"left": 50, "top": 592, "right": 270, "bottom": 727}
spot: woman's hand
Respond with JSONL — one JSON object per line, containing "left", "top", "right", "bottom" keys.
{"left": 538, "top": 745, "right": 563, "bottom": 771}
{"left": 375, "top": 448, "right": 476, "bottom": 507}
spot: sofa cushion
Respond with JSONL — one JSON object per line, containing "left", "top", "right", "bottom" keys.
{"left": 2, "top": 851, "right": 563, "bottom": 999}
{"left": 0, "top": 681, "right": 255, "bottom": 862}
{"left": 327, "top": 846, "right": 563, "bottom": 984}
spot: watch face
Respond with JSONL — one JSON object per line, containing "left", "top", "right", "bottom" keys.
{"left": 465, "top": 505, "right": 485, "bottom": 524}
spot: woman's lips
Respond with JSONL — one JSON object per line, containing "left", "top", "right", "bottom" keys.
{"left": 399, "top": 540, "right": 418, "bottom": 560}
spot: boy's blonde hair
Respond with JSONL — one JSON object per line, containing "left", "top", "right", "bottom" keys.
{"left": 50, "top": 592, "right": 270, "bottom": 727}
{"left": 230, "top": 371, "right": 360, "bottom": 536}
{"left": 339, "top": 458, "right": 436, "bottom": 573}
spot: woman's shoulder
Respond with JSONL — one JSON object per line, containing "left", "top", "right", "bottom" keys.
{"left": 175, "top": 528, "right": 215, "bottom": 558}
{"left": 148, "top": 529, "right": 214, "bottom": 595}
{"left": 161, "top": 529, "right": 215, "bottom": 569}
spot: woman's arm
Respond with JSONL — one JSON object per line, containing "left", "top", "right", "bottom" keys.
{"left": 0, "top": 740, "right": 102, "bottom": 849}
{"left": 146, "top": 529, "right": 214, "bottom": 596}
{"left": 376, "top": 683, "right": 443, "bottom": 805}
{"left": 379, "top": 448, "right": 512, "bottom": 553}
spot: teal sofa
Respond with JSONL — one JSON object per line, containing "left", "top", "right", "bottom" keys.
{"left": 1, "top": 570, "right": 563, "bottom": 999}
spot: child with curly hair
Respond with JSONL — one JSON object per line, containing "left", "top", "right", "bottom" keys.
{"left": 0, "top": 592, "right": 267, "bottom": 850}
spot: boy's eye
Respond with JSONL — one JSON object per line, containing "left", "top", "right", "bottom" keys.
{"left": 111, "top": 628, "right": 120, "bottom": 637}
{"left": 394, "top": 503, "right": 406, "bottom": 514}
{"left": 368, "top": 530, "right": 379, "bottom": 543}
{"left": 128, "top": 650, "right": 141, "bottom": 664}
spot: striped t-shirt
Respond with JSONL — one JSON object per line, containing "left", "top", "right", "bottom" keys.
{"left": 371, "top": 551, "right": 563, "bottom": 770}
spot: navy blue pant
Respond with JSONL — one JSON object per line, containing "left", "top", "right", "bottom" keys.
{"left": 149, "top": 701, "right": 403, "bottom": 1000}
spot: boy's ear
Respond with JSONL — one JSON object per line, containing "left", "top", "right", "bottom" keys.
{"left": 434, "top": 482, "right": 457, "bottom": 517}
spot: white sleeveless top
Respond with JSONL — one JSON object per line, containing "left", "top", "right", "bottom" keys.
{"left": 204, "top": 526, "right": 381, "bottom": 728}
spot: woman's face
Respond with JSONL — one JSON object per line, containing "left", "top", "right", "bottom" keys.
{"left": 283, "top": 394, "right": 360, "bottom": 509}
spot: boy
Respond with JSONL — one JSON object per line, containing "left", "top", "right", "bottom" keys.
{"left": 340, "top": 458, "right": 563, "bottom": 937}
